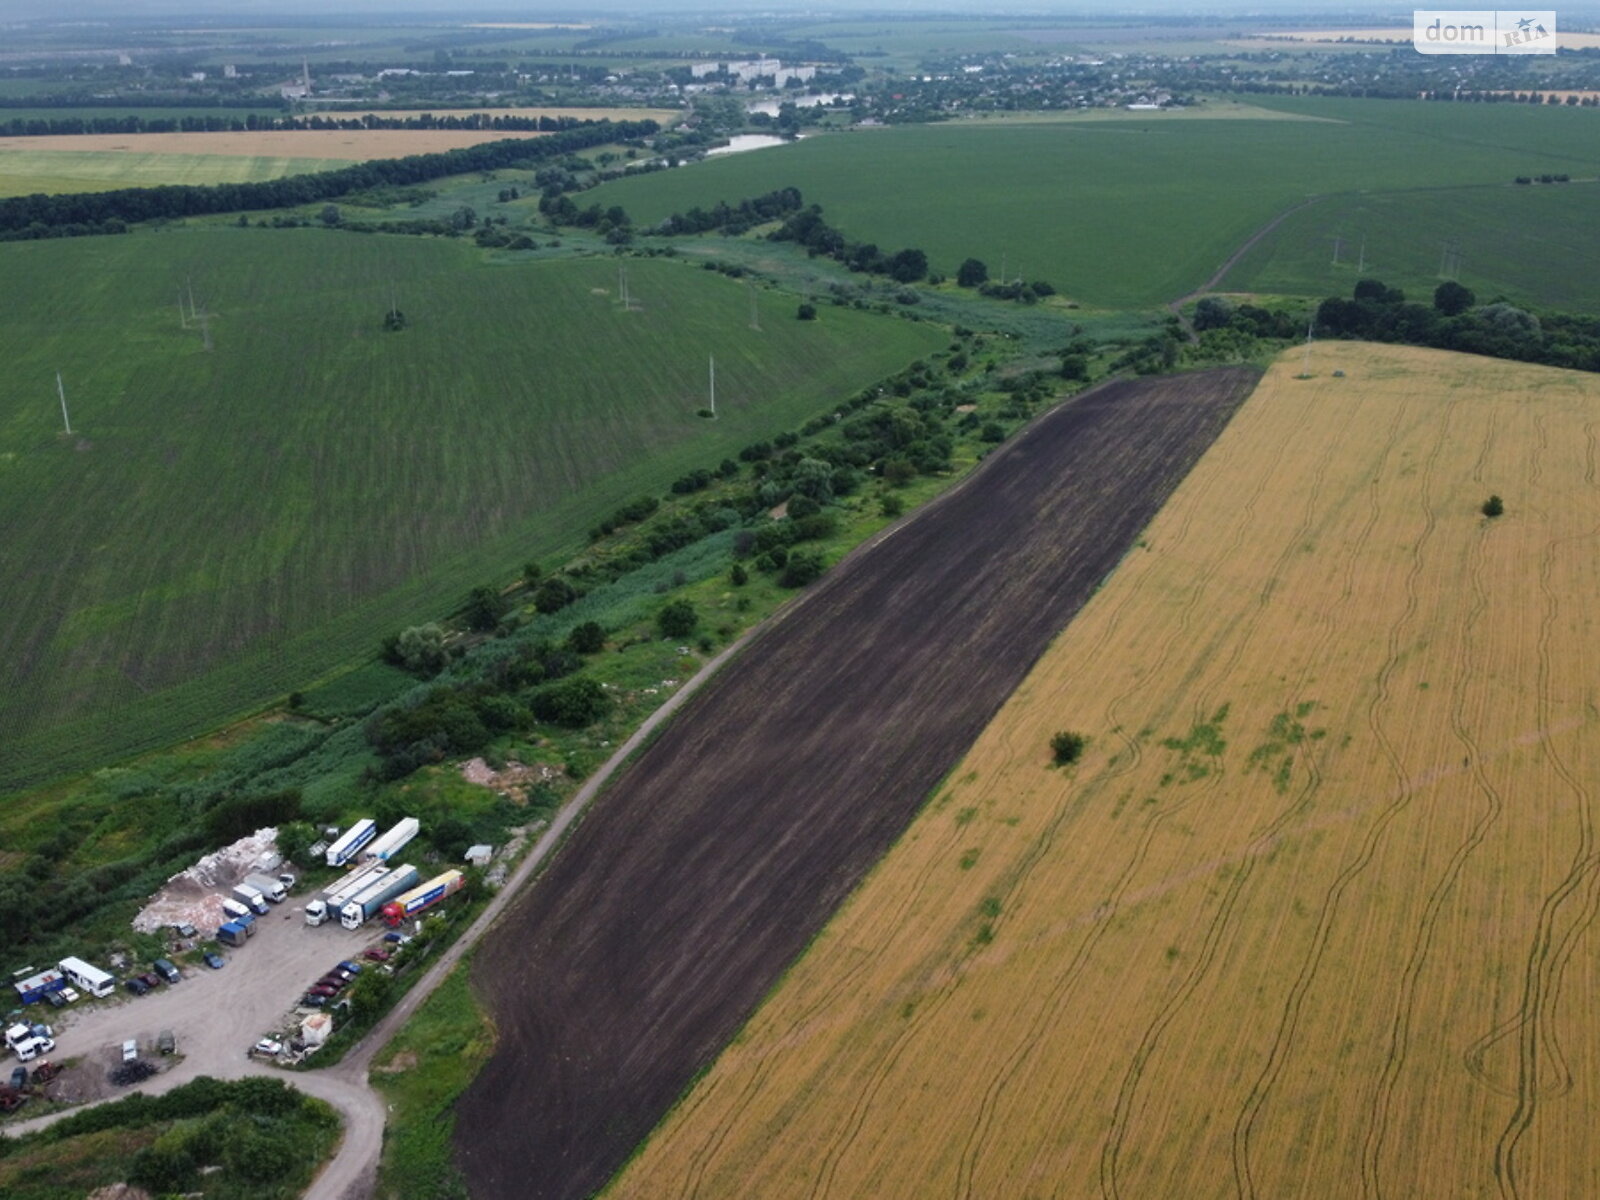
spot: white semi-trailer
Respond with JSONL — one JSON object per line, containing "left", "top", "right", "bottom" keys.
{"left": 339, "top": 865, "right": 422, "bottom": 930}
{"left": 324, "top": 819, "right": 377, "bottom": 868}
{"left": 304, "top": 862, "right": 390, "bottom": 926}
{"left": 361, "top": 817, "right": 420, "bottom": 864}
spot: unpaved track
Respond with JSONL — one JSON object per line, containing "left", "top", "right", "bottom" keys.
{"left": 454, "top": 368, "right": 1260, "bottom": 1200}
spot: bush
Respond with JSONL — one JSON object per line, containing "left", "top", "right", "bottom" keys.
{"left": 657, "top": 598, "right": 699, "bottom": 638}
{"left": 527, "top": 676, "right": 612, "bottom": 727}
{"left": 730, "top": 562, "right": 749, "bottom": 586}
{"left": 1050, "top": 731, "right": 1086, "bottom": 766}
{"left": 1482, "top": 494, "right": 1505, "bottom": 518}
{"left": 797, "top": 302, "right": 817, "bottom": 320}
{"left": 566, "top": 621, "right": 606, "bottom": 654}
{"left": 780, "top": 549, "right": 826, "bottom": 588}
{"left": 533, "top": 575, "right": 579, "bottom": 614}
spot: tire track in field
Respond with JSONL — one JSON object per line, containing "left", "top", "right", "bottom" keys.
{"left": 1097, "top": 393, "right": 1354, "bottom": 1199}
{"left": 950, "top": 402, "right": 1276, "bottom": 1200}
{"left": 790, "top": 385, "right": 1254, "bottom": 1200}
{"left": 1485, "top": 413, "right": 1600, "bottom": 1200}
{"left": 672, "top": 791, "right": 970, "bottom": 1199}
{"left": 1360, "top": 410, "right": 1503, "bottom": 1200}
{"left": 1231, "top": 393, "right": 1444, "bottom": 1199}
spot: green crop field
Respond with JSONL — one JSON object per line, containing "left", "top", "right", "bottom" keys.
{"left": 0, "top": 229, "right": 941, "bottom": 791}
{"left": 592, "top": 98, "right": 1600, "bottom": 308}
{"left": 0, "top": 149, "right": 349, "bottom": 197}
{"left": 1220, "top": 181, "right": 1600, "bottom": 309}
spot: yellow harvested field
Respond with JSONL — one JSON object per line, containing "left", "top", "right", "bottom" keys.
{"left": 612, "top": 343, "right": 1600, "bottom": 1200}
{"left": 0, "top": 128, "right": 551, "bottom": 161}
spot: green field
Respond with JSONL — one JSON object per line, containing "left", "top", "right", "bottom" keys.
{"left": 0, "top": 229, "right": 942, "bottom": 791}
{"left": 591, "top": 98, "right": 1600, "bottom": 308}
{"left": 0, "top": 149, "right": 349, "bottom": 197}
{"left": 1220, "top": 181, "right": 1600, "bottom": 309}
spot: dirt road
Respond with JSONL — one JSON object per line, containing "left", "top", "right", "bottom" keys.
{"left": 454, "top": 369, "right": 1260, "bottom": 1200}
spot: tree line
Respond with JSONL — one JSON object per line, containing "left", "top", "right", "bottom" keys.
{"left": 770, "top": 203, "right": 929, "bottom": 283}
{"left": 1197, "top": 279, "right": 1600, "bottom": 374}
{"left": 0, "top": 118, "right": 659, "bottom": 241}
{"left": 0, "top": 111, "right": 598, "bottom": 138}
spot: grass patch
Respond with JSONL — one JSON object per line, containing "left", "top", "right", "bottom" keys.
{"left": 371, "top": 964, "right": 496, "bottom": 1200}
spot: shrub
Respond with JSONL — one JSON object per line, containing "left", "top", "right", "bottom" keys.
{"left": 657, "top": 598, "right": 699, "bottom": 638}
{"left": 797, "top": 302, "right": 818, "bottom": 320}
{"left": 528, "top": 676, "right": 612, "bottom": 727}
{"left": 566, "top": 621, "right": 606, "bottom": 654}
{"left": 1050, "top": 731, "right": 1087, "bottom": 766}
{"left": 780, "top": 549, "right": 826, "bottom": 588}
{"left": 730, "top": 562, "right": 749, "bottom": 586}
{"left": 1482, "top": 494, "right": 1505, "bottom": 518}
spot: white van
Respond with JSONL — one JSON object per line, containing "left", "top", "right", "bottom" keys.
{"left": 221, "top": 897, "right": 251, "bottom": 921}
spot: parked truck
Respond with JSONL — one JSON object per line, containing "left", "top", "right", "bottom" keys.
{"left": 232, "top": 911, "right": 257, "bottom": 938}
{"left": 304, "top": 862, "right": 390, "bottom": 927}
{"left": 361, "top": 817, "right": 420, "bottom": 864}
{"left": 230, "top": 884, "right": 270, "bottom": 915}
{"left": 381, "top": 870, "right": 466, "bottom": 927}
{"left": 217, "top": 922, "right": 247, "bottom": 948}
{"left": 339, "top": 865, "right": 422, "bottom": 930}
{"left": 324, "top": 819, "right": 377, "bottom": 868}
{"left": 242, "top": 873, "right": 287, "bottom": 903}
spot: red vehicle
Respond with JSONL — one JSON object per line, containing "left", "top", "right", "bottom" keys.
{"left": 315, "top": 976, "right": 346, "bottom": 992}
{"left": 307, "top": 984, "right": 337, "bottom": 997}
{"left": 138, "top": 972, "right": 162, "bottom": 989}
{"left": 362, "top": 948, "right": 390, "bottom": 963}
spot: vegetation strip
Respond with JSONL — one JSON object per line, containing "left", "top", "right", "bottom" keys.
{"left": 453, "top": 367, "right": 1259, "bottom": 1200}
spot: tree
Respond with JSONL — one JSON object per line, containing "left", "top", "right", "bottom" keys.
{"left": 957, "top": 258, "right": 989, "bottom": 288}
{"left": 529, "top": 675, "right": 612, "bottom": 727}
{"left": 1482, "top": 494, "right": 1504, "bottom": 517}
{"left": 276, "top": 821, "right": 319, "bottom": 867}
{"left": 319, "top": 204, "right": 341, "bottom": 226}
{"left": 729, "top": 562, "right": 749, "bottom": 586}
{"left": 394, "top": 623, "right": 448, "bottom": 676}
{"left": 1050, "top": 730, "right": 1086, "bottom": 765}
{"left": 1193, "top": 296, "right": 1235, "bottom": 331}
{"left": 463, "top": 585, "right": 506, "bottom": 633}
{"left": 533, "top": 575, "right": 578, "bottom": 614}
{"left": 797, "top": 302, "right": 817, "bottom": 321}
{"left": 522, "top": 561, "right": 543, "bottom": 586}
{"left": 1434, "top": 280, "right": 1476, "bottom": 316}
{"left": 566, "top": 621, "right": 606, "bottom": 654}
{"left": 657, "top": 599, "right": 698, "bottom": 639}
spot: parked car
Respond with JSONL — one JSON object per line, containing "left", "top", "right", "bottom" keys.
{"left": 152, "top": 959, "right": 181, "bottom": 984}
{"left": 120, "top": 1039, "right": 137, "bottom": 1063}
{"left": 203, "top": 952, "right": 224, "bottom": 970}
{"left": 363, "top": 948, "right": 390, "bottom": 962}
{"left": 173, "top": 922, "right": 197, "bottom": 939}
{"left": 137, "top": 971, "right": 162, "bottom": 990}
{"left": 277, "top": 871, "right": 297, "bottom": 891}
{"left": 338, "top": 960, "right": 362, "bottom": 974}
{"left": 9, "top": 1066, "right": 26, "bottom": 1089}
{"left": 300, "top": 994, "right": 327, "bottom": 1008}
{"left": 60, "top": 987, "right": 79, "bottom": 1004}
{"left": 250, "top": 1038, "right": 283, "bottom": 1058}
{"left": 381, "top": 932, "right": 408, "bottom": 945}
{"left": 44, "top": 991, "right": 66, "bottom": 1010}
{"left": 307, "top": 984, "right": 338, "bottom": 997}
{"left": 123, "top": 977, "right": 150, "bottom": 997}
{"left": 316, "top": 975, "right": 346, "bottom": 990}
{"left": 158, "top": 1030, "right": 175, "bottom": 1055}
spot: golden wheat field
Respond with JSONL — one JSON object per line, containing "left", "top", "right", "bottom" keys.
{"left": 610, "top": 343, "right": 1600, "bottom": 1200}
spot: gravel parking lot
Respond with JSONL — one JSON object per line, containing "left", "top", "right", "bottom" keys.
{"left": 9, "top": 901, "right": 389, "bottom": 1103}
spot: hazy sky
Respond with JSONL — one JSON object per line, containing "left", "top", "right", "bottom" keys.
{"left": 0, "top": 0, "right": 1426, "bottom": 20}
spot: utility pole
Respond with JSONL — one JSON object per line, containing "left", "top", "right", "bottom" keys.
{"left": 708, "top": 355, "right": 716, "bottom": 417}
{"left": 56, "top": 371, "right": 72, "bottom": 435}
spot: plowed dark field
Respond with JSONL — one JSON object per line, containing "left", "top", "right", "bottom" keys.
{"left": 456, "top": 367, "right": 1259, "bottom": 1200}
